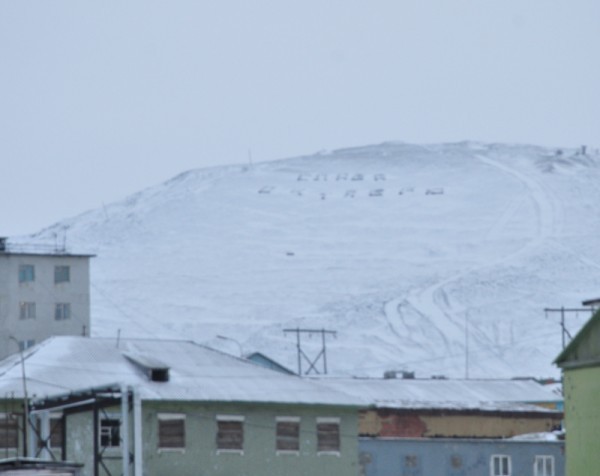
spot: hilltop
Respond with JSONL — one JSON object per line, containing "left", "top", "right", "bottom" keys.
{"left": 25, "top": 142, "right": 600, "bottom": 378}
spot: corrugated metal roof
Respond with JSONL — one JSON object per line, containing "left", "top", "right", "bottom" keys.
{"left": 0, "top": 337, "right": 560, "bottom": 413}
{"left": 313, "top": 377, "right": 561, "bottom": 412}
{"left": 0, "top": 337, "right": 361, "bottom": 407}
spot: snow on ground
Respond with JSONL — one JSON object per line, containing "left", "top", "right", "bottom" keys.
{"left": 23, "top": 142, "right": 600, "bottom": 379}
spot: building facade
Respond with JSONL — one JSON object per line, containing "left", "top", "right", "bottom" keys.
{"left": 359, "top": 437, "right": 565, "bottom": 476}
{"left": 0, "top": 337, "right": 362, "bottom": 476}
{"left": 317, "top": 377, "right": 563, "bottom": 439}
{"left": 358, "top": 406, "right": 562, "bottom": 439}
{"left": 0, "top": 239, "right": 92, "bottom": 359}
{"left": 554, "top": 309, "right": 600, "bottom": 476}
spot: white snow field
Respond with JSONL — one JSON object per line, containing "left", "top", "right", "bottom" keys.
{"left": 25, "top": 142, "right": 600, "bottom": 379}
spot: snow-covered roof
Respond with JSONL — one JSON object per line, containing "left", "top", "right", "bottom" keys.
{"left": 509, "top": 431, "right": 564, "bottom": 442}
{"left": 0, "top": 337, "right": 561, "bottom": 414}
{"left": 0, "top": 337, "right": 361, "bottom": 407}
{"left": 315, "top": 377, "right": 562, "bottom": 413}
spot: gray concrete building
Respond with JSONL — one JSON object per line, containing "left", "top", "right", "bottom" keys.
{"left": 0, "top": 237, "right": 93, "bottom": 359}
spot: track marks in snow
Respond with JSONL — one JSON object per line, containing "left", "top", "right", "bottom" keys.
{"left": 384, "top": 154, "right": 563, "bottom": 371}
{"left": 483, "top": 195, "right": 527, "bottom": 241}
{"left": 478, "top": 155, "right": 557, "bottom": 251}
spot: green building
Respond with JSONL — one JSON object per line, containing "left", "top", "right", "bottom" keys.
{"left": 0, "top": 337, "right": 361, "bottom": 476}
{"left": 554, "top": 308, "right": 600, "bottom": 476}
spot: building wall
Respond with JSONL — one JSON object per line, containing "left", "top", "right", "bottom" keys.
{"left": 563, "top": 366, "right": 600, "bottom": 476}
{"left": 57, "top": 401, "right": 359, "bottom": 476}
{"left": 0, "top": 401, "right": 21, "bottom": 461}
{"left": 359, "top": 410, "right": 561, "bottom": 439}
{"left": 359, "top": 438, "right": 565, "bottom": 476}
{"left": 0, "top": 254, "right": 91, "bottom": 359}
{"left": 144, "top": 402, "right": 358, "bottom": 476}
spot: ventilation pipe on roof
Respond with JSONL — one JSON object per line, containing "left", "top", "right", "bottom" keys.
{"left": 383, "top": 370, "right": 415, "bottom": 379}
{"left": 123, "top": 353, "right": 170, "bottom": 382}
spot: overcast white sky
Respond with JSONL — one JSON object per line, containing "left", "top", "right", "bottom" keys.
{"left": 1, "top": 1, "right": 599, "bottom": 236}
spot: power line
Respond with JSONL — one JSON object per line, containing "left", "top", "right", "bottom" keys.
{"left": 544, "top": 307, "right": 594, "bottom": 349}
{"left": 283, "top": 328, "right": 336, "bottom": 375}
{"left": 90, "top": 283, "right": 165, "bottom": 339}
{"left": 351, "top": 327, "right": 563, "bottom": 374}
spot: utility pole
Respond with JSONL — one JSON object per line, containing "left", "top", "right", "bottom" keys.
{"left": 465, "top": 315, "right": 469, "bottom": 379}
{"left": 283, "top": 328, "right": 336, "bottom": 375}
{"left": 544, "top": 307, "right": 594, "bottom": 349}
{"left": 9, "top": 336, "right": 29, "bottom": 457}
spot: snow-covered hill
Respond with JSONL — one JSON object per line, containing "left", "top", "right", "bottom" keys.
{"left": 25, "top": 142, "right": 600, "bottom": 379}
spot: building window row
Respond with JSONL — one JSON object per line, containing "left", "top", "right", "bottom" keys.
{"left": 153, "top": 414, "right": 340, "bottom": 454}
{"left": 396, "top": 453, "right": 555, "bottom": 476}
{"left": 0, "top": 413, "right": 556, "bottom": 476}
{"left": 490, "top": 454, "right": 555, "bottom": 476}
{"left": 18, "top": 302, "right": 71, "bottom": 321}
{"left": 18, "top": 265, "right": 70, "bottom": 284}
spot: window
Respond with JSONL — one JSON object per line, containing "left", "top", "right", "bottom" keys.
{"left": 276, "top": 417, "right": 300, "bottom": 452}
{"left": 0, "top": 413, "right": 18, "bottom": 449}
{"left": 54, "top": 303, "right": 71, "bottom": 320}
{"left": 491, "top": 455, "right": 511, "bottom": 476}
{"left": 49, "top": 416, "right": 63, "bottom": 449}
{"left": 19, "top": 301, "right": 36, "bottom": 319}
{"left": 534, "top": 455, "right": 554, "bottom": 476}
{"left": 100, "top": 418, "right": 121, "bottom": 448}
{"left": 54, "top": 266, "right": 70, "bottom": 284}
{"left": 216, "top": 415, "right": 244, "bottom": 452}
{"left": 18, "top": 265, "right": 34, "bottom": 283}
{"left": 18, "top": 340, "right": 35, "bottom": 351}
{"left": 158, "top": 413, "right": 185, "bottom": 450}
{"left": 317, "top": 417, "right": 340, "bottom": 454}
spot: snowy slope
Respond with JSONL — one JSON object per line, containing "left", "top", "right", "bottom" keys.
{"left": 24, "top": 142, "right": 600, "bottom": 379}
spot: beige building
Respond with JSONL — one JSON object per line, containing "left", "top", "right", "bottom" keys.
{"left": 0, "top": 237, "right": 93, "bottom": 359}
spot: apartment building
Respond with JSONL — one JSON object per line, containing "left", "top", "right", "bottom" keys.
{"left": 0, "top": 237, "right": 93, "bottom": 359}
